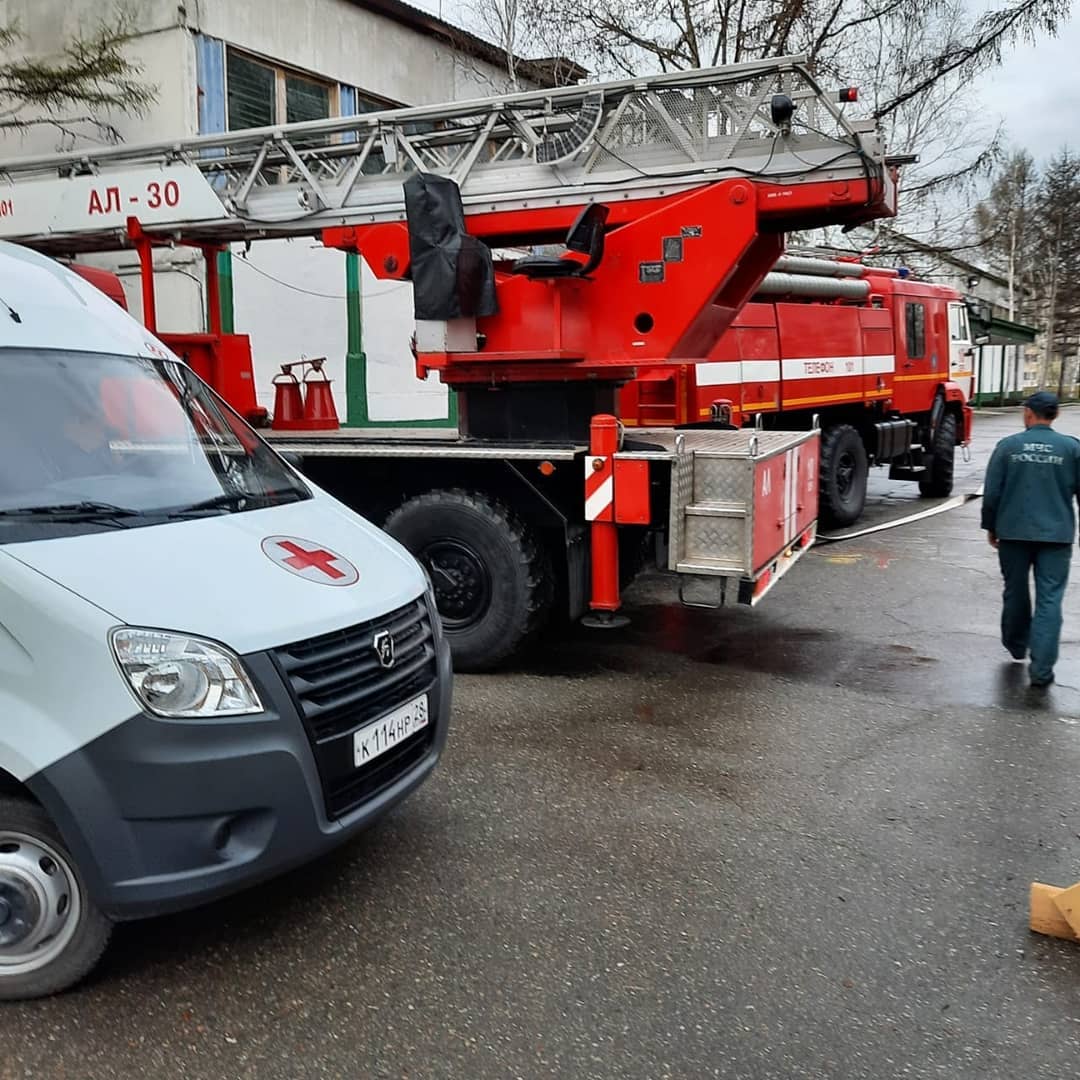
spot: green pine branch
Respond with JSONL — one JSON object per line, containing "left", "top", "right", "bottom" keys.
{"left": 0, "top": 9, "right": 156, "bottom": 120}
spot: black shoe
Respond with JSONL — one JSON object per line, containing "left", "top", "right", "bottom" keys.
{"left": 1030, "top": 674, "right": 1055, "bottom": 689}
{"left": 1008, "top": 646, "right": 1028, "bottom": 662}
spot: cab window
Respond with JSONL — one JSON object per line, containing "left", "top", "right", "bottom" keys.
{"left": 948, "top": 303, "right": 971, "bottom": 343}
{"left": 905, "top": 302, "right": 926, "bottom": 358}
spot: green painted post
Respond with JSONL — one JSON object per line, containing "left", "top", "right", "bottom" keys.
{"left": 342, "top": 252, "right": 459, "bottom": 429}
{"left": 216, "top": 249, "right": 235, "bottom": 334}
{"left": 345, "top": 252, "right": 369, "bottom": 426}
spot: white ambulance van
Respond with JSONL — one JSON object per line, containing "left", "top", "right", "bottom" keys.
{"left": 0, "top": 243, "right": 451, "bottom": 1000}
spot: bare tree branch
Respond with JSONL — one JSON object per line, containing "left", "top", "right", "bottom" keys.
{"left": 0, "top": 7, "right": 156, "bottom": 133}
{"left": 873, "top": 0, "right": 1069, "bottom": 118}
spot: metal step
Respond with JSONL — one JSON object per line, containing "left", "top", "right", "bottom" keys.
{"left": 889, "top": 465, "right": 928, "bottom": 480}
{"left": 684, "top": 502, "right": 747, "bottom": 518}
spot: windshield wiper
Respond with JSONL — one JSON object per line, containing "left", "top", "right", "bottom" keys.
{"left": 165, "top": 489, "right": 307, "bottom": 517}
{"left": 0, "top": 501, "right": 143, "bottom": 525}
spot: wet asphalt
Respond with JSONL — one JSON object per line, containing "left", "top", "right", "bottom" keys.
{"left": 5, "top": 408, "right": 1080, "bottom": 1079}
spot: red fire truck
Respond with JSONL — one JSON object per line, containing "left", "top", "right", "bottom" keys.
{"left": 620, "top": 255, "right": 975, "bottom": 526}
{"left": 0, "top": 57, "right": 903, "bottom": 669}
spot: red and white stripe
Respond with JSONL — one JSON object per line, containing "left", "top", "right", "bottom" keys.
{"left": 781, "top": 355, "right": 894, "bottom": 379}
{"left": 695, "top": 355, "right": 895, "bottom": 386}
{"left": 696, "top": 360, "right": 780, "bottom": 386}
{"left": 584, "top": 456, "right": 614, "bottom": 521}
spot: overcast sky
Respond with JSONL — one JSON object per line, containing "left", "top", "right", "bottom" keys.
{"left": 972, "top": 8, "right": 1080, "bottom": 162}
{"left": 424, "top": 0, "right": 1077, "bottom": 163}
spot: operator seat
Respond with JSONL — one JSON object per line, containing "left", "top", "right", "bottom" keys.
{"left": 511, "top": 203, "right": 610, "bottom": 279}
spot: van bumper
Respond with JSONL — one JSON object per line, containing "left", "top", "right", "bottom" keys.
{"left": 25, "top": 628, "right": 451, "bottom": 921}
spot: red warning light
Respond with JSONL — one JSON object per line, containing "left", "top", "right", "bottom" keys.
{"left": 837, "top": 87, "right": 859, "bottom": 103}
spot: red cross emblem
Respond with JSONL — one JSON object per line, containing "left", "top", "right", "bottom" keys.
{"left": 261, "top": 535, "right": 359, "bottom": 587}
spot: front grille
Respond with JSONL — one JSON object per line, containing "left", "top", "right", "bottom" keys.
{"left": 274, "top": 598, "right": 438, "bottom": 819}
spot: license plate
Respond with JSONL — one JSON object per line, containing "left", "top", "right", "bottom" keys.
{"left": 353, "top": 693, "right": 429, "bottom": 768}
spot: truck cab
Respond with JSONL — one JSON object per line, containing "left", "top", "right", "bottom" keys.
{"left": 886, "top": 279, "right": 972, "bottom": 406}
{"left": 0, "top": 243, "right": 451, "bottom": 1000}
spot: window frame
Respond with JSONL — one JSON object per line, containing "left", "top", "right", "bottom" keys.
{"left": 224, "top": 47, "right": 339, "bottom": 132}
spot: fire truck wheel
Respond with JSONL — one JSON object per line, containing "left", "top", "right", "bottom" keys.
{"left": 0, "top": 796, "right": 113, "bottom": 1001}
{"left": 385, "top": 489, "right": 553, "bottom": 672}
{"left": 919, "top": 413, "right": 957, "bottom": 498}
{"left": 819, "top": 424, "right": 868, "bottom": 528}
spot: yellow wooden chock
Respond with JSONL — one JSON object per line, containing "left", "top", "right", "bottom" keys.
{"left": 1029, "top": 881, "right": 1080, "bottom": 942}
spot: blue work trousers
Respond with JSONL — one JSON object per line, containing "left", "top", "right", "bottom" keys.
{"left": 998, "top": 540, "right": 1073, "bottom": 683}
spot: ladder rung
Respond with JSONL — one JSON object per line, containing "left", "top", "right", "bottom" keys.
{"left": 0, "top": 55, "right": 889, "bottom": 254}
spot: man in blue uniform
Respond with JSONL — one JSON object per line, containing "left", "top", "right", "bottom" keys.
{"left": 981, "top": 391, "right": 1080, "bottom": 687}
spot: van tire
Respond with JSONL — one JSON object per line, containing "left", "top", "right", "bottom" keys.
{"left": 919, "top": 412, "right": 957, "bottom": 498}
{"left": 819, "top": 424, "right": 869, "bottom": 528}
{"left": 0, "top": 796, "right": 112, "bottom": 1001}
{"left": 384, "top": 489, "right": 553, "bottom": 672}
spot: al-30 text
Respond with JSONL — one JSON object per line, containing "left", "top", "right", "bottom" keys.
{"left": 88, "top": 180, "right": 181, "bottom": 216}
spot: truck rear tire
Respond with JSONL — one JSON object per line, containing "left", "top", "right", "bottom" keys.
{"left": 819, "top": 424, "right": 868, "bottom": 528}
{"left": 919, "top": 413, "right": 957, "bottom": 498}
{"left": 384, "top": 489, "right": 553, "bottom": 672}
{"left": 0, "top": 796, "right": 112, "bottom": 1001}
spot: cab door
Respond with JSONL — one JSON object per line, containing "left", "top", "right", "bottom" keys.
{"left": 947, "top": 302, "right": 974, "bottom": 400}
{"left": 893, "top": 297, "right": 932, "bottom": 414}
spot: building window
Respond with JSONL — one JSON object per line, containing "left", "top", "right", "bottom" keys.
{"left": 905, "top": 302, "right": 926, "bottom": 359}
{"left": 286, "top": 74, "right": 330, "bottom": 124}
{"left": 354, "top": 92, "right": 396, "bottom": 115}
{"left": 226, "top": 48, "right": 333, "bottom": 131}
{"left": 351, "top": 92, "right": 403, "bottom": 173}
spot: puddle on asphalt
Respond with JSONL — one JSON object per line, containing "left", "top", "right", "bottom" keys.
{"left": 693, "top": 625, "right": 939, "bottom": 680}
{"left": 507, "top": 590, "right": 1078, "bottom": 714}
{"left": 690, "top": 621, "right": 1077, "bottom": 710}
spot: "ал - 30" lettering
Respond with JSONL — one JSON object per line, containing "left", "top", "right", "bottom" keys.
{"left": 88, "top": 181, "right": 181, "bottom": 215}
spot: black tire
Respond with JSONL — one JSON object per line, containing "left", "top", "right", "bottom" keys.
{"left": 384, "top": 489, "right": 553, "bottom": 672}
{"left": 0, "top": 796, "right": 112, "bottom": 1001}
{"left": 919, "top": 412, "right": 957, "bottom": 498}
{"left": 819, "top": 424, "right": 869, "bottom": 528}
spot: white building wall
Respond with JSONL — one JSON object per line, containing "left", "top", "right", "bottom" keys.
{"left": 191, "top": 0, "right": 517, "bottom": 102}
{"left": 188, "top": 0, "right": 519, "bottom": 424}
{"left": 0, "top": 0, "right": 524, "bottom": 424}
{"left": 229, "top": 241, "right": 445, "bottom": 422}
{"left": 0, "top": 6, "right": 196, "bottom": 154}
{"left": 0, "top": 9, "right": 205, "bottom": 349}
{"left": 936, "top": 266, "right": 1012, "bottom": 318}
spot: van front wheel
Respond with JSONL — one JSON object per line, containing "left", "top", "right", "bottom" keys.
{"left": 0, "top": 796, "right": 112, "bottom": 1001}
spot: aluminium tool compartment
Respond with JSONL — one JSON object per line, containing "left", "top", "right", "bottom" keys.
{"left": 618, "top": 427, "right": 820, "bottom": 604}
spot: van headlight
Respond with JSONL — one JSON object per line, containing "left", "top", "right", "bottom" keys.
{"left": 111, "top": 628, "right": 263, "bottom": 718}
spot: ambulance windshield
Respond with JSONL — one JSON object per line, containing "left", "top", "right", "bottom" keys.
{"left": 0, "top": 348, "right": 310, "bottom": 538}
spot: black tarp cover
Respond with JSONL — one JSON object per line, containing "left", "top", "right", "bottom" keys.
{"left": 404, "top": 173, "right": 497, "bottom": 321}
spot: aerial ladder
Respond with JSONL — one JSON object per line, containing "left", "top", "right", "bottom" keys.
{"left": 0, "top": 56, "right": 902, "bottom": 669}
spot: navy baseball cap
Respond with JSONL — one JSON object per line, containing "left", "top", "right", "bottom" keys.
{"left": 1025, "top": 391, "right": 1059, "bottom": 417}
